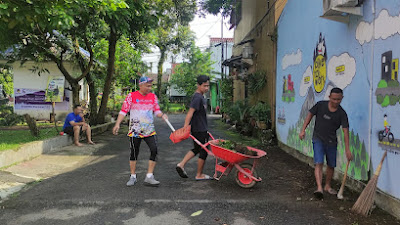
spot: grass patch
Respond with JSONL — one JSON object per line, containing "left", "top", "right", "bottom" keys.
{"left": 215, "top": 120, "right": 262, "bottom": 148}
{"left": 0, "top": 127, "right": 61, "bottom": 151}
{"left": 168, "top": 103, "right": 186, "bottom": 113}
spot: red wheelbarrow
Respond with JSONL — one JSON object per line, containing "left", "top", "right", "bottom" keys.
{"left": 165, "top": 119, "right": 267, "bottom": 188}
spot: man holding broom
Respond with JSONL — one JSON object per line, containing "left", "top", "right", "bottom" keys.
{"left": 175, "top": 75, "right": 212, "bottom": 180}
{"left": 299, "top": 87, "right": 353, "bottom": 200}
{"left": 113, "top": 76, "right": 168, "bottom": 187}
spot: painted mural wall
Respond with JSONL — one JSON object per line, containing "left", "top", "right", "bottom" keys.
{"left": 276, "top": 0, "right": 400, "bottom": 199}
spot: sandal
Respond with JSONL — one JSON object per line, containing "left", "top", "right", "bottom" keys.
{"left": 313, "top": 190, "right": 324, "bottom": 200}
{"left": 195, "top": 174, "right": 214, "bottom": 181}
{"left": 176, "top": 166, "right": 188, "bottom": 178}
{"left": 324, "top": 188, "right": 338, "bottom": 195}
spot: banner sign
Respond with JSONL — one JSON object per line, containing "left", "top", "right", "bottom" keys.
{"left": 14, "top": 88, "right": 69, "bottom": 110}
{"left": 45, "top": 76, "right": 65, "bottom": 102}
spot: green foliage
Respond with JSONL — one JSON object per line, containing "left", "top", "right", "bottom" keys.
{"left": 149, "top": 0, "right": 197, "bottom": 96}
{"left": 220, "top": 77, "right": 233, "bottom": 113}
{"left": 93, "top": 37, "right": 147, "bottom": 95}
{"left": 389, "top": 94, "right": 398, "bottom": 106}
{"left": 0, "top": 67, "right": 13, "bottom": 97}
{"left": 387, "top": 80, "right": 400, "bottom": 87}
{"left": 249, "top": 102, "right": 271, "bottom": 122}
{"left": 199, "top": 0, "right": 241, "bottom": 18}
{"left": 377, "top": 94, "right": 384, "bottom": 104}
{"left": 377, "top": 79, "right": 388, "bottom": 88}
{"left": 287, "top": 117, "right": 369, "bottom": 180}
{"left": 0, "top": 105, "right": 24, "bottom": 127}
{"left": 170, "top": 43, "right": 213, "bottom": 104}
{"left": 247, "top": 71, "right": 266, "bottom": 95}
{"left": 382, "top": 95, "right": 390, "bottom": 107}
{"left": 337, "top": 129, "right": 369, "bottom": 180}
{"left": 226, "top": 100, "right": 249, "bottom": 124}
{"left": 287, "top": 119, "right": 314, "bottom": 157}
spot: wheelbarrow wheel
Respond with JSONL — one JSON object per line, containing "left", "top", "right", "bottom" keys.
{"left": 235, "top": 163, "right": 257, "bottom": 188}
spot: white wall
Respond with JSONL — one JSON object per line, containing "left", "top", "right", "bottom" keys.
{"left": 6, "top": 60, "right": 88, "bottom": 120}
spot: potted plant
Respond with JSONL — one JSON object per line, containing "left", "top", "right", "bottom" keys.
{"left": 250, "top": 102, "right": 271, "bottom": 130}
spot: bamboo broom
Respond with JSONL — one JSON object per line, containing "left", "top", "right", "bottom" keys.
{"left": 351, "top": 151, "right": 387, "bottom": 216}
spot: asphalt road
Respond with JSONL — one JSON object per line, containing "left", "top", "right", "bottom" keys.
{"left": 0, "top": 114, "right": 398, "bottom": 225}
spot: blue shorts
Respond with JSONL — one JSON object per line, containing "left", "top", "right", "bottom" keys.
{"left": 312, "top": 138, "right": 337, "bottom": 168}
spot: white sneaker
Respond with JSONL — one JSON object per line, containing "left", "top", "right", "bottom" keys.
{"left": 144, "top": 175, "right": 160, "bottom": 186}
{"left": 126, "top": 176, "right": 137, "bottom": 186}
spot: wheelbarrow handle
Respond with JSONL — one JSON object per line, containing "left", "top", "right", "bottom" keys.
{"left": 164, "top": 119, "right": 176, "bottom": 132}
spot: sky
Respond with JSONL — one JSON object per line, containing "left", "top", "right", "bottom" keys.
{"left": 142, "top": 13, "right": 234, "bottom": 74}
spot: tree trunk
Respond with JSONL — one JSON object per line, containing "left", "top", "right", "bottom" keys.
{"left": 97, "top": 30, "right": 118, "bottom": 124}
{"left": 86, "top": 73, "right": 98, "bottom": 125}
{"left": 71, "top": 83, "right": 80, "bottom": 107}
{"left": 157, "top": 49, "right": 166, "bottom": 97}
{"left": 24, "top": 114, "right": 39, "bottom": 137}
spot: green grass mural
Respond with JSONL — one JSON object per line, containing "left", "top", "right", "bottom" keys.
{"left": 287, "top": 120, "right": 369, "bottom": 180}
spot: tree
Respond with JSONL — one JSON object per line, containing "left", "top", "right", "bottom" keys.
{"left": 199, "top": 0, "right": 237, "bottom": 17}
{"left": 95, "top": 0, "right": 158, "bottom": 124}
{"left": 0, "top": 0, "right": 157, "bottom": 125}
{"left": 0, "top": 0, "right": 110, "bottom": 105}
{"left": 151, "top": 0, "right": 197, "bottom": 98}
{"left": 170, "top": 43, "right": 213, "bottom": 104}
{"left": 0, "top": 66, "right": 13, "bottom": 98}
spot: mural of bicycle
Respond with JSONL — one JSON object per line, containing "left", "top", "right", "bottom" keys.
{"left": 378, "top": 126, "right": 394, "bottom": 143}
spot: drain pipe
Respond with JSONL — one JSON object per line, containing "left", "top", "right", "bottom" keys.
{"left": 367, "top": 0, "right": 376, "bottom": 173}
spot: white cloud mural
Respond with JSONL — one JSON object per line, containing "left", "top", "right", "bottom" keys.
{"left": 299, "top": 66, "right": 313, "bottom": 97}
{"left": 324, "top": 84, "right": 334, "bottom": 100}
{"left": 327, "top": 53, "right": 356, "bottom": 90}
{"left": 356, "top": 9, "right": 400, "bottom": 45}
{"left": 282, "top": 49, "right": 302, "bottom": 70}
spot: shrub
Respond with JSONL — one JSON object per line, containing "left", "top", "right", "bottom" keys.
{"left": 226, "top": 100, "right": 249, "bottom": 124}
{"left": 249, "top": 102, "right": 271, "bottom": 122}
{"left": 377, "top": 94, "right": 384, "bottom": 104}
{"left": 0, "top": 105, "right": 25, "bottom": 126}
{"left": 377, "top": 80, "right": 388, "bottom": 88}
{"left": 389, "top": 94, "right": 398, "bottom": 105}
{"left": 388, "top": 80, "right": 400, "bottom": 87}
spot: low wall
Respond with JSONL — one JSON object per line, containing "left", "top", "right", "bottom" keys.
{"left": 0, "top": 122, "right": 115, "bottom": 169}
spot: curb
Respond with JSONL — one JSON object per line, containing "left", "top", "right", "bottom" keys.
{"left": 0, "top": 122, "right": 115, "bottom": 169}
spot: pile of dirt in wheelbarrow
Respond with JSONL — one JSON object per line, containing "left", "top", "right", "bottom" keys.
{"left": 216, "top": 140, "right": 258, "bottom": 156}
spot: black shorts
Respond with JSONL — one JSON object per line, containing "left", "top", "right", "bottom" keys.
{"left": 191, "top": 131, "right": 209, "bottom": 160}
{"left": 63, "top": 126, "right": 82, "bottom": 136}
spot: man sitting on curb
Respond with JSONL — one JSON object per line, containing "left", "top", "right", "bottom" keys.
{"left": 63, "top": 104, "right": 95, "bottom": 146}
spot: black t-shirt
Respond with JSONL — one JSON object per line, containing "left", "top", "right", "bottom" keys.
{"left": 190, "top": 92, "right": 208, "bottom": 132}
{"left": 309, "top": 101, "right": 349, "bottom": 146}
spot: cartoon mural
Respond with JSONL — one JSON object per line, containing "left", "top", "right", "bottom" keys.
{"left": 375, "top": 51, "right": 400, "bottom": 107}
{"left": 277, "top": 0, "right": 400, "bottom": 200}
{"left": 277, "top": 107, "right": 286, "bottom": 125}
{"left": 282, "top": 74, "right": 295, "bottom": 102}
{"left": 313, "top": 34, "right": 327, "bottom": 93}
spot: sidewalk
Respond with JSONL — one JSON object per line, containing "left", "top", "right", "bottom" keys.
{"left": 0, "top": 124, "right": 115, "bottom": 202}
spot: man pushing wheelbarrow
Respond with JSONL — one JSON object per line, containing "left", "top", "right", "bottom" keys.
{"left": 175, "top": 75, "right": 213, "bottom": 181}
{"left": 169, "top": 75, "right": 267, "bottom": 188}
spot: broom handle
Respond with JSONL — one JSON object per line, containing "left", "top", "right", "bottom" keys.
{"left": 338, "top": 160, "right": 350, "bottom": 196}
{"left": 374, "top": 151, "right": 387, "bottom": 176}
{"left": 164, "top": 119, "right": 176, "bottom": 132}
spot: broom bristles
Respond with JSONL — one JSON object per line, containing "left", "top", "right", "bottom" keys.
{"left": 351, "top": 174, "right": 379, "bottom": 216}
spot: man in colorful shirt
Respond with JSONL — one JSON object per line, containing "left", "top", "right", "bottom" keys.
{"left": 112, "top": 76, "right": 168, "bottom": 187}
{"left": 63, "top": 104, "right": 94, "bottom": 146}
